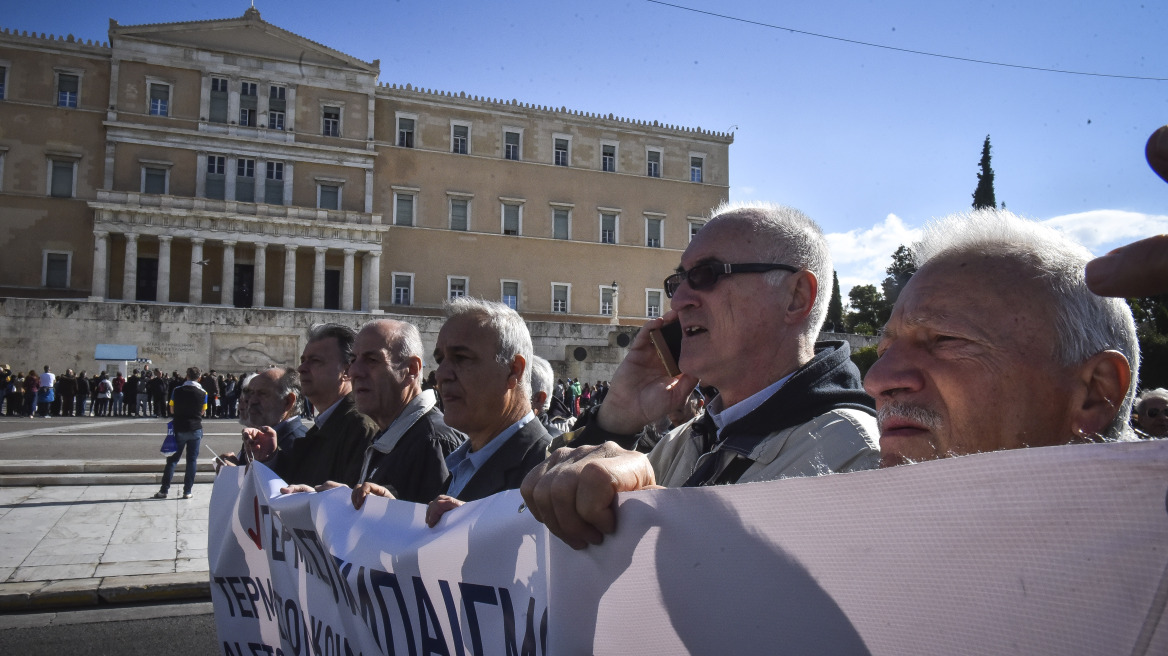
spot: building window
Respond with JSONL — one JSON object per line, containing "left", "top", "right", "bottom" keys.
{"left": 239, "top": 81, "right": 257, "bottom": 126}
{"left": 501, "top": 281, "right": 519, "bottom": 310}
{"left": 318, "top": 183, "right": 340, "bottom": 210}
{"left": 148, "top": 82, "right": 170, "bottom": 116}
{"left": 647, "top": 149, "right": 661, "bottom": 178}
{"left": 43, "top": 251, "right": 71, "bottom": 288}
{"left": 646, "top": 290, "right": 663, "bottom": 319}
{"left": 646, "top": 217, "right": 663, "bottom": 248}
{"left": 48, "top": 159, "right": 76, "bottom": 198}
{"left": 602, "top": 143, "right": 617, "bottom": 172}
{"left": 56, "top": 72, "right": 79, "bottom": 108}
{"left": 502, "top": 203, "right": 521, "bottom": 236}
{"left": 451, "top": 123, "right": 469, "bottom": 154}
{"left": 600, "top": 286, "right": 615, "bottom": 316}
{"left": 448, "top": 276, "right": 467, "bottom": 300}
{"left": 268, "top": 85, "right": 286, "bottom": 130}
{"left": 552, "top": 208, "right": 570, "bottom": 240}
{"left": 268, "top": 110, "right": 285, "bottom": 130}
{"left": 553, "top": 137, "right": 570, "bottom": 167}
{"left": 206, "top": 156, "right": 226, "bottom": 200}
{"left": 209, "top": 77, "right": 228, "bottom": 123}
{"left": 397, "top": 116, "right": 415, "bottom": 148}
{"left": 504, "top": 130, "right": 521, "bottom": 160}
{"left": 689, "top": 220, "right": 705, "bottom": 242}
{"left": 690, "top": 155, "right": 704, "bottom": 183}
{"left": 450, "top": 198, "right": 469, "bottom": 231}
{"left": 264, "top": 161, "right": 284, "bottom": 205}
{"left": 600, "top": 212, "right": 618, "bottom": 244}
{"left": 235, "top": 158, "right": 255, "bottom": 202}
{"left": 0, "top": 65, "right": 7, "bottom": 100}
{"left": 142, "top": 166, "right": 168, "bottom": 195}
{"left": 392, "top": 273, "right": 413, "bottom": 305}
{"left": 322, "top": 106, "right": 340, "bottom": 137}
{"left": 552, "top": 283, "right": 570, "bottom": 314}
{"left": 393, "top": 191, "right": 415, "bottom": 227}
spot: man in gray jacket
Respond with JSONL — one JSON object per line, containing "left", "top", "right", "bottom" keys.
{"left": 522, "top": 202, "right": 880, "bottom": 549}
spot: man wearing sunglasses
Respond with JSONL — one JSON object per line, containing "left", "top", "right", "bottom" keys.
{"left": 521, "top": 202, "right": 880, "bottom": 550}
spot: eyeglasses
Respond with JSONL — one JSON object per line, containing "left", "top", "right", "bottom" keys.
{"left": 1146, "top": 408, "right": 1162, "bottom": 419}
{"left": 664, "top": 262, "right": 799, "bottom": 298}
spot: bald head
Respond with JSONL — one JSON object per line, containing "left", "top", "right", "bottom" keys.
{"left": 348, "top": 319, "right": 425, "bottom": 429}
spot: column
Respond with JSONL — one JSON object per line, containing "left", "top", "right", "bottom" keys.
{"left": 157, "top": 236, "right": 172, "bottom": 303}
{"left": 122, "top": 232, "right": 138, "bottom": 302}
{"left": 342, "top": 249, "right": 355, "bottom": 311}
{"left": 221, "top": 240, "right": 236, "bottom": 306}
{"left": 283, "top": 244, "right": 297, "bottom": 308}
{"left": 312, "top": 246, "right": 327, "bottom": 309}
{"left": 253, "top": 243, "right": 266, "bottom": 307}
{"left": 365, "top": 251, "right": 381, "bottom": 313}
{"left": 190, "top": 238, "right": 205, "bottom": 305}
{"left": 89, "top": 231, "right": 109, "bottom": 301}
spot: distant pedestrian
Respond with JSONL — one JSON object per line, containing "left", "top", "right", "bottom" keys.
{"left": 75, "top": 371, "right": 90, "bottom": 417}
{"left": 154, "top": 367, "right": 207, "bottom": 500}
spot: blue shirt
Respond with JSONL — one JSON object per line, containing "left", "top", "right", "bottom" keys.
{"left": 445, "top": 412, "right": 535, "bottom": 498}
{"left": 709, "top": 372, "right": 794, "bottom": 439}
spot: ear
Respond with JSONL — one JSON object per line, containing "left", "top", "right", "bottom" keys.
{"left": 404, "top": 356, "right": 423, "bottom": 380}
{"left": 783, "top": 270, "right": 818, "bottom": 325}
{"left": 507, "top": 354, "right": 527, "bottom": 390}
{"left": 533, "top": 390, "right": 548, "bottom": 410}
{"left": 1068, "top": 350, "right": 1131, "bottom": 440}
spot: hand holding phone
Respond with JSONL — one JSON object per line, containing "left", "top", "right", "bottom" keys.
{"left": 648, "top": 321, "right": 683, "bottom": 377}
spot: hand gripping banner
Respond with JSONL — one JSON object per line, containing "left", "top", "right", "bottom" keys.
{"left": 210, "top": 440, "right": 1168, "bottom": 655}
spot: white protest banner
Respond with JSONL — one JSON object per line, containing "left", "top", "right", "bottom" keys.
{"left": 210, "top": 440, "right": 1168, "bottom": 655}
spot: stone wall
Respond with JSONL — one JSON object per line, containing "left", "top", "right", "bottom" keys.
{"left": 0, "top": 298, "right": 877, "bottom": 382}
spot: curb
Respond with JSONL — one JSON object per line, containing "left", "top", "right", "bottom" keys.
{"left": 0, "top": 572, "right": 211, "bottom": 612}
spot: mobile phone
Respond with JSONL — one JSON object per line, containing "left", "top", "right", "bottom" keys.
{"left": 648, "top": 321, "right": 683, "bottom": 377}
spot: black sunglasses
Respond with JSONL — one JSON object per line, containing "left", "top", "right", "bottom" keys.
{"left": 664, "top": 262, "right": 799, "bottom": 298}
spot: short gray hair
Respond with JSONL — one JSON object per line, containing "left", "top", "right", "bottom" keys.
{"left": 275, "top": 367, "right": 302, "bottom": 409}
{"left": 306, "top": 323, "right": 357, "bottom": 365}
{"left": 1136, "top": 388, "right": 1168, "bottom": 414}
{"left": 359, "top": 319, "right": 425, "bottom": 369}
{"left": 529, "top": 355, "right": 554, "bottom": 412}
{"left": 705, "top": 201, "right": 833, "bottom": 338}
{"left": 443, "top": 296, "right": 533, "bottom": 398}
{"left": 913, "top": 209, "right": 1140, "bottom": 441}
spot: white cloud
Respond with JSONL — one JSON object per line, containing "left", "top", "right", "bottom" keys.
{"left": 1039, "top": 210, "right": 1168, "bottom": 255}
{"left": 825, "top": 213, "right": 922, "bottom": 298}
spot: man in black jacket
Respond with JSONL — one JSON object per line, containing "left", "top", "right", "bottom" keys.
{"left": 247, "top": 324, "right": 380, "bottom": 487}
{"left": 154, "top": 367, "right": 207, "bottom": 499}
{"left": 422, "top": 297, "right": 552, "bottom": 526}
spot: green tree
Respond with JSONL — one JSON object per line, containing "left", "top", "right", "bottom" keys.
{"left": 1130, "top": 295, "right": 1168, "bottom": 389}
{"left": 850, "top": 345, "right": 880, "bottom": 377}
{"left": 846, "top": 284, "right": 885, "bottom": 334}
{"left": 826, "top": 271, "right": 844, "bottom": 332}
{"left": 881, "top": 244, "right": 916, "bottom": 308}
{"left": 972, "top": 134, "right": 997, "bottom": 210}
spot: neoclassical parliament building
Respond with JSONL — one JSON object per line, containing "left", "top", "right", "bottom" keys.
{"left": 0, "top": 8, "right": 731, "bottom": 376}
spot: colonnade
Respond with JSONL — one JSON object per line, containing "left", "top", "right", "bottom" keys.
{"left": 89, "top": 230, "right": 381, "bottom": 312}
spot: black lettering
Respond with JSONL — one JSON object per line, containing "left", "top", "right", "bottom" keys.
{"left": 369, "top": 567, "right": 418, "bottom": 656}
{"left": 224, "top": 642, "right": 243, "bottom": 656}
{"left": 228, "top": 577, "right": 254, "bottom": 618}
{"left": 215, "top": 577, "right": 236, "bottom": 617}
{"left": 248, "top": 643, "right": 275, "bottom": 656}
{"left": 311, "top": 615, "right": 325, "bottom": 656}
{"left": 257, "top": 577, "right": 276, "bottom": 621}
{"left": 334, "top": 556, "right": 358, "bottom": 615}
{"left": 285, "top": 599, "right": 303, "bottom": 656}
{"left": 438, "top": 580, "right": 466, "bottom": 656}
{"left": 539, "top": 607, "right": 547, "bottom": 656}
{"left": 242, "top": 577, "right": 262, "bottom": 619}
{"left": 413, "top": 576, "right": 450, "bottom": 656}
{"left": 458, "top": 583, "right": 498, "bottom": 656}
{"left": 497, "top": 589, "right": 536, "bottom": 656}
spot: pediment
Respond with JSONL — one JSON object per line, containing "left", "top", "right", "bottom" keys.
{"left": 110, "top": 9, "right": 378, "bottom": 74}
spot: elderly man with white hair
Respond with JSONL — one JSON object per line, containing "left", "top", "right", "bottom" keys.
{"left": 1133, "top": 389, "right": 1168, "bottom": 438}
{"left": 521, "top": 202, "right": 880, "bottom": 549}
{"left": 865, "top": 209, "right": 1140, "bottom": 466}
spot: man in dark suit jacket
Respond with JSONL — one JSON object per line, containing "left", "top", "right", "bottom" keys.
{"left": 233, "top": 367, "right": 307, "bottom": 458}
{"left": 246, "top": 324, "right": 381, "bottom": 487}
{"left": 422, "top": 297, "right": 551, "bottom": 526}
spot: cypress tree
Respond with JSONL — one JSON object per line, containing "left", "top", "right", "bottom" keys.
{"left": 972, "top": 135, "right": 997, "bottom": 210}
{"left": 827, "top": 271, "right": 844, "bottom": 332}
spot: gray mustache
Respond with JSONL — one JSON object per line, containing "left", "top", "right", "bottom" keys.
{"left": 877, "top": 402, "right": 943, "bottom": 432}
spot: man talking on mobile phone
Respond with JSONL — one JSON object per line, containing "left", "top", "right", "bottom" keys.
{"left": 522, "top": 202, "right": 880, "bottom": 549}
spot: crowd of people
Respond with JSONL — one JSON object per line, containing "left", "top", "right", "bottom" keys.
{"left": 0, "top": 203, "right": 1164, "bottom": 550}
{"left": 0, "top": 366, "right": 247, "bottom": 420}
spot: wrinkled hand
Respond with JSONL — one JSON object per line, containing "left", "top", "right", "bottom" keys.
{"left": 280, "top": 481, "right": 346, "bottom": 495}
{"left": 1085, "top": 235, "right": 1168, "bottom": 298}
{"left": 597, "top": 312, "right": 701, "bottom": 435}
{"left": 425, "top": 495, "right": 465, "bottom": 528}
{"left": 241, "top": 426, "right": 278, "bottom": 463}
{"left": 351, "top": 482, "right": 395, "bottom": 509}
{"left": 520, "top": 442, "right": 660, "bottom": 550}
{"left": 214, "top": 452, "right": 240, "bottom": 474}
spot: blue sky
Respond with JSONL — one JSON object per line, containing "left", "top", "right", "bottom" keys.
{"left": 8, "top": 0, "right": 1167, "bottom": 297}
